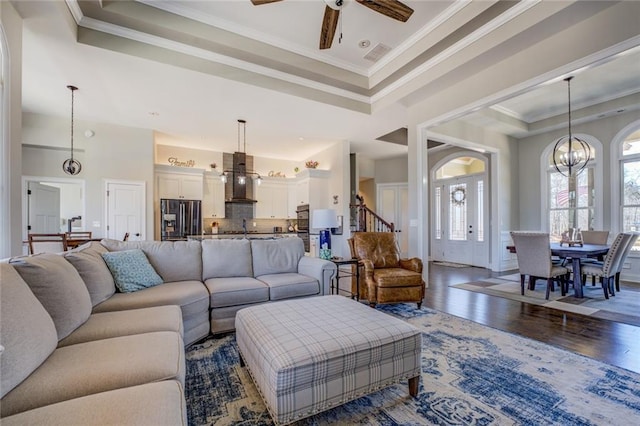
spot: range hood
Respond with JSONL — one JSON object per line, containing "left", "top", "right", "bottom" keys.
{"left": 224, "top": 152, "right": 257, "bottom": 204}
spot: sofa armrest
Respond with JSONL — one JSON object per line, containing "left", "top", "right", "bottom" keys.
{"left": 298, "top": 256, "right": 337, "bottom": 295}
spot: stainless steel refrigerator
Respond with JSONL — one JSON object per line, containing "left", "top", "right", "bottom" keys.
{"left": 160, "top": 199, "right": 202, "bottom": 241}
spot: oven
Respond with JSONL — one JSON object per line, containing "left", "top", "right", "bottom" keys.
{"left": 296, "top": 204, "right": 310, "bottom": 252}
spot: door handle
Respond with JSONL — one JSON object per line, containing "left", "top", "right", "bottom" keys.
{"left": 135, "top": 233, "right": 140, "bottom": 237}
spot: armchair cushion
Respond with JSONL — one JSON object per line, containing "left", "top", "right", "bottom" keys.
{"left": 374, "top": 268, "right": 423, "bottom": 288}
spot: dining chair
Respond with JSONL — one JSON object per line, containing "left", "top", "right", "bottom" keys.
{"left": 581, "top": 230, "right": 609, "bottom": 245}
{"left": 580, "top": 233, "right": 633, "bottom": 299}
{"left": 66, "top": 231, "right": 92, "bottom": 239}
{"left": 509, "top": 231, "right": 570, "bottom": 300}
{"left": 614, "top": 232, "right": 638, "bottom": 292}
{"left": 28, "top": 233, "right": 68, "bottom": 255}
{"left": 123, "top": 232, "right": 130, "bottom": 241}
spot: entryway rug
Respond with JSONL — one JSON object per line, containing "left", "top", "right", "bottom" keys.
{"left": 185, "top": 303, "right": 640, "bottom": 425}
{"left": 452, "top": 273, "right": 640, "bottom": 326}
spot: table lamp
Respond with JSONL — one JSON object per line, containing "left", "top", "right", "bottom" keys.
{"left": 312, "top": 209, "right": 338, "bottom": 260}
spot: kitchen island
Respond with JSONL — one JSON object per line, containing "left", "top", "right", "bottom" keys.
{"left": 187, "top": 232, "right": 298, "bottom": 241}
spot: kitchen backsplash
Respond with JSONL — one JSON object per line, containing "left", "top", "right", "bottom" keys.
{"left": 203, "top": 217, "right": 297, "bottom": 235}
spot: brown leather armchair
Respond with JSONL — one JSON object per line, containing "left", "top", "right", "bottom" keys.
{"left": 350, "top": 232, "right": 425, "bottom": 308}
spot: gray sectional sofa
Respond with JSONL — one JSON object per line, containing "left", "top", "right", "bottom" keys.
{"left": 0, "top": 236, "right": 336, "bottom": 424}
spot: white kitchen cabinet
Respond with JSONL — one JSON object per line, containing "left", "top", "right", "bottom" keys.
{"left": 202, "top": 175, "right": 226, "bottom": 219}
{"left": 157, "top": 169, "right": 204, "bottom": 200}
{"left": 255, "top": 179, "right": 289, "bottom": 219}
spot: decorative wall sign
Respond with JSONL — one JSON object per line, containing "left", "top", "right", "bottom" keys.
{"left": 168, "top": 157, "right": 195, "bottom": 168}
{"left": 268, "top": 171, "right": 287, "bottom": 178}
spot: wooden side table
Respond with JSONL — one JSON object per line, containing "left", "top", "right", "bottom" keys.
{"left": 330, "top": 258, "right": 360, "bottom": 300}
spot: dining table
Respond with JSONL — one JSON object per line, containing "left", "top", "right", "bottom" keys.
{"left": 550, "top": 243, "right": 609, "bottom": 298}
{"left": 506, "top": 242, "right": 610, "bottom": 298}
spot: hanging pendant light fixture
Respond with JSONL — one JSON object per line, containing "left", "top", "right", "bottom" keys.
{"left": 552, "top": 76, "right": 591, "bottom": 177}
{"left": 219, "top": 119, "right": 262, "bottom": 186}
{"left": 62, "top": 85, "right": 82, "bottom": 175}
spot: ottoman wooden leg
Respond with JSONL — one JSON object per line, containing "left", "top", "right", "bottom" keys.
{"left": 408, "top": 376, "right": 419, "bottom": 397}
{"left": 238, "top": 353, "right": 245, "bottom": 368}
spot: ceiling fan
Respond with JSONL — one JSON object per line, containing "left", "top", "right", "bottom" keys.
{"left": 250, "top": 0, "right": 414, "bottom": 50}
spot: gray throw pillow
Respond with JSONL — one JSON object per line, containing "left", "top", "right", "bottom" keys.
{"left": 102, "top": 249, "right": 164, "bottom": 293}
{"left": 10, "top": 254, "right": 92, "bottom": 341}
{"left": 65, "top": 242, "right": 116, "bottom": 306}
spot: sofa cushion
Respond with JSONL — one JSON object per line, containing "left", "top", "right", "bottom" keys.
{"left": 92, "top": 280, "right": 209, "bottom": 319}
{"left": 1, "top": 381, "right": 187, "bottom": 426}
{"left": 102, "top": 249, "right": 164, "bottom": 293}
{"left": 101, "top": 240, "right": 202, "bottom": 282}
{"left": 65, "top": 241, "right": 115, "bottom": 306}
{"left": 9, "top": 254, "right": 92, "bottom": 340}
{"left": 202, "top": 239, "right": 253, "bottom": 279}
{"left": 58, "top": 305, "right": 184, "bottom": 347}
{"left": 257, "top": 272, "right": 319, "bottom": 300}
{"left": 0, "top": 264, "right": 58, "bottom": 398}
{"left": 204, "top": 277, "right": 269, "bottom": 308}
{"left": 251, "top": 238, "right": 304, "bottom": 277}
{"left": 0, "top": 331, "right": 185, "bottom": 417}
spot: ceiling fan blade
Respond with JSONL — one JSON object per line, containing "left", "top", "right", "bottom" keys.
{"left": 356, "top": 0, "right": 414, "bottom": 22}
{"left": 250, "top": 0, "right": 283, "bottom": 5}
{"left": 319, "top": 5, "right": 340, "bottom": 50}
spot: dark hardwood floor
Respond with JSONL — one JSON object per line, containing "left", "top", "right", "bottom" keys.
{"left": 426, "top": 263, "right": 640, "bottom": 374}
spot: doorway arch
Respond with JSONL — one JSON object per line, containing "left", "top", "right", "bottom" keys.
{"left": 431, "top": 151, "right": 490, "bottom": 267}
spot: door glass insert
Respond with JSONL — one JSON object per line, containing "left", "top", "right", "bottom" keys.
{"left": 449, "top": 184, "right": 467, "bottom": 241}
{"left": 477, "top": 180, "right": 484, "bottom": 242}
{"left": 435, "top": 186, "right": 442, "bottom": 239}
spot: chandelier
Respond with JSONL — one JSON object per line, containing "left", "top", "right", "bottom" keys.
{"left": 216, "top": 120, "right": 262, "bottom": 186}
{"left": 551, "top": 76, "right": 591, "bottom": 177}
{"left": 62, "top": 85, "right": 82, "bottom": 175}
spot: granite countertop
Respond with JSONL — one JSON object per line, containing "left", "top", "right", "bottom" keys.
{"left": 187, "top": 233, "right": 297, "bottom": 240}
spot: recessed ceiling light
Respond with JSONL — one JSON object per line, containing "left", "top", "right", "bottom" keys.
{"left": 84, "top": 130, "right": 95, "bottom": 138}
{"left": 358, "top": 40, "right": 371, "bottom": 49}
{"left": 299, "top": 137, "right": 305, "bottom": 141}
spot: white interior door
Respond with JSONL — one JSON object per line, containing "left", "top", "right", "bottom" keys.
{"left": 106, "top": 181, "right": 145, "bottom": 241}
{"left": 377, "top": 183, "right": 409, "bottom": 257}
{"left": 431, "top": 175, "right": 489, "bottom": 267}
{"left": 28, "top": 182, "right": 60, "bottom": 234}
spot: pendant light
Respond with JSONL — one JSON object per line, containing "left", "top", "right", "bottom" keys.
{"left": 62, "top": 85, "right": 82, "bottom": 175}
{"left": 552, "top": 76, "right": 591, "bottom": 177}
{"left": 220, "top": 119, "right": 262, "bottom": 185}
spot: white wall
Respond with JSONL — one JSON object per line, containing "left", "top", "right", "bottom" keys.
{"left": 375, "top": 156, "right": 408, "bottom": 184}
{"left": 306, "top": 141, "right": 350, "bottom": 258}
{"left": 22, "top": 112, "right": 155, "bottom": 239}
{"left": 1, "top": 1, "right": 23, "bottom": 256}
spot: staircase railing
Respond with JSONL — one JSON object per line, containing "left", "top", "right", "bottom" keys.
{"left": 350, "top": 195, "right": 394, "bottom": 233}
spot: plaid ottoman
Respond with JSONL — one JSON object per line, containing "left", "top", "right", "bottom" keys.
{"left": 235, "top": 295, "right": 422, "bottom": 425}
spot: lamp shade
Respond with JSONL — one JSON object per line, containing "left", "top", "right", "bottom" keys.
{"left": 312, "top": 209, "right": 338, "bottom": 229}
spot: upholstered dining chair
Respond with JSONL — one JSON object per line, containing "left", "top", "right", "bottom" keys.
{"left": 614, "top": 232, "right": 639, "bottom": 292}
{"left": 580, "top": 232, "right": 632, "bottom": 299}
{"left": 28, "top": 233, "right": 68, "bottom": 255}
{"left": 510, "top": 231, "right": 570, "bottom": 300}
{"left": 350, "top": 232, "right": 425, "bottom": 308}
{"left": 581, "top": 230, "right": 609, "bottom": 245}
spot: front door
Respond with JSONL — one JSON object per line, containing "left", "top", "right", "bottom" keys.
{"left": 377, "top": 183, "right": 409, "bottom": 257}
{"left": 431, "top": 174, "right": 489, "bottom": 267}
{"left": 105, "top": 181, "right": 145, "bottom": 241}
{"left": 28, "top": 182, "right": 60, "bottom": 234}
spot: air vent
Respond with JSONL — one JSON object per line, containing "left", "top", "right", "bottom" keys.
{"left": 363, "top": 43, "right": 391, "bottom": 63}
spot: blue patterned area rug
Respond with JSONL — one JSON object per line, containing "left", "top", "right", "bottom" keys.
{"left": 185, "top": 303, "right": 640, "bottom": 425}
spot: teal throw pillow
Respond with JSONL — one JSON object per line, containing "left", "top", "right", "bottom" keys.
{"left": 101, "top": 249, "right": 163, "bottom": 293}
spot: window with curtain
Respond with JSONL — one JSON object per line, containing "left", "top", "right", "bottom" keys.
{"left": 547, "top": 145, "right": 596, "bottom": 241}
{"left": 621, "top": 130, "right": 640, "bottom": 251}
